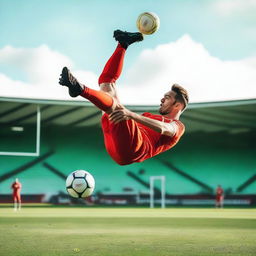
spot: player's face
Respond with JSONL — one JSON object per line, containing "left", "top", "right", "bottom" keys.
{"left": 159, "top": 90, "right": 177, "bottom": 115}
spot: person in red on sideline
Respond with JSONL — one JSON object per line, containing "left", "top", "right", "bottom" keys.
{"left": 216, "top": 185, "right": 224, "bottom": 208}
{"left": 11, "top": 178, "right": 22, "bottom": 211}
{"left": 59, "top": 30, "right": 189, "bottom": 165}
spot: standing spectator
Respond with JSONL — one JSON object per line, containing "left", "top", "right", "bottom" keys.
{"left": 216, "top": 185, "right": 224, "bottom": 208}
{"left": 11, "top": 178, "right": 22, "bottom": 211}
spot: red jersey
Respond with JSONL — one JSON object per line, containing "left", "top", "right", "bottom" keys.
{"left": 101, "top": 112, "right": 185, "bottom": 165}
{"left": 11, "top": 182, "right": 22, "bottom": 195}
{"left": 216, "top": 187, "right": 224, "bottom": 196}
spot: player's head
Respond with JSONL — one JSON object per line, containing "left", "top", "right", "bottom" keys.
{"left": 159, "top": 84, "right": 189, "bottom": 115}
{"left": 15, "top": 178, "right": 19, "bottom": 182}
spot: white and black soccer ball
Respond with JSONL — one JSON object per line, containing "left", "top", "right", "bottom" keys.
{"left": 66, "top": 170, "right": 95, "bottom": 198}
{"left": 136, "top": 12, "right": 160, "bottom": 35}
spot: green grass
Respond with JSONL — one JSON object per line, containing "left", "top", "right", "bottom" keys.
{"left": 0, "top": 207, "right": 255, "bottom": 256}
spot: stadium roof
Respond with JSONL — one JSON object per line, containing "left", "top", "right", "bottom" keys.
{"left": 0, "top": 97, "right": 256, "bottom": 134}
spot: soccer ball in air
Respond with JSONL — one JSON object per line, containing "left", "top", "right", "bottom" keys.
{"left": 66, "top": 170, "right": 95, "bottom": 198}
{"left": 136, "top": 12, "right": 160, "bottom": 35}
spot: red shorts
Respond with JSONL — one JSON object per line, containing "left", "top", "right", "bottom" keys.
{"left": 216, "top": 195, "right": 223, "bottom": 202}
{"left": 101, "top": 113, "right": 149, "bottom": 165}
{"left": 13, "top": 193, "right": 21, "bottom": 202}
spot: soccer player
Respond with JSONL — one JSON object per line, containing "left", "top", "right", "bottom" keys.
{"left": 215, "top": 185, "right": 224, "bottom": 208}
{"left": 59, "top": 30, "right": 189, "bottom": 165}
{"left": 11, "top": 178, "right": 22, "bottom": 211}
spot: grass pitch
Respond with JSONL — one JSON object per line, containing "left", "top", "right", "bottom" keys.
{"left": 0, "top": 207, "right": 255, "bottom": 256}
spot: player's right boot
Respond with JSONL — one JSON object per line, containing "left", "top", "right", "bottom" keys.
{"left": 59, "top": 67, "right": 84, "bottom": 97}
{"left": 113, "top": 30, "right": 143, "bottom": 49}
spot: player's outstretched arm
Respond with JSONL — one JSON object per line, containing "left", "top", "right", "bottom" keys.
{"left": 109, "top": 107, "right": 177, "bottom": 137}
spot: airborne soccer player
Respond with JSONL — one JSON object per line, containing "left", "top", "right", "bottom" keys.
{"left": 11, "top": 178, "right": 22, "bottom": 211}
{"left": 59, "top": 30, "right": 189, "bottom": 165}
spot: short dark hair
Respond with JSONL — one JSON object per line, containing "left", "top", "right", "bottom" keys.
{"left": 171, "top": 84, "right": 189, "bottom": 110}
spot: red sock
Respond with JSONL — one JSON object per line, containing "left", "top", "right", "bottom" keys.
{"left": 98, "top": 44, "right": 126, "bottom": 84}
{"left": 81, "top": 87, "right": 113, "bottom": 112}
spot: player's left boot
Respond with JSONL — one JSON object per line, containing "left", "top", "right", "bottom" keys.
{"left": 113, "top": 30, "right": 143, "bottom": 49}
{"left": 59, "top": 67, "right": 84, "bottom": 97}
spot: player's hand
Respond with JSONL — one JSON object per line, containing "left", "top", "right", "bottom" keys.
{"left": 108, "top": 107, "right": 132, "bottom": 124}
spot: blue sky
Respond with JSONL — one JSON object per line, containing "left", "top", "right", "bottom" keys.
{"left": 0, "top": 0, "right": 256, "bottom": 104}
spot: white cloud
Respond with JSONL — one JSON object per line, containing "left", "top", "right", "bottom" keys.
{"left": 0, "top": 45, "right": 73, "bottom": 85}
{"left": 0, "top": 37, "right": 256, "bottom": 105}
{"left": 118, "top": 35, "right": 256, "bottom": 104}
{"left": 0, "top": 45, "right": 98, "bottom": 100}
{"left": 213, "top": 0, "right": 256, "bottom": 15}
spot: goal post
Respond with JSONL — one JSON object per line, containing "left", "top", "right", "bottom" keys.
{"left": 150, "top": 176, "right": 166, "bottom": 208}
{"left": 0, "top": 105, "right": 41, "bottom": 157}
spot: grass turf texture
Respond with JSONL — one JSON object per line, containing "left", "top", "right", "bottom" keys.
{"left": 0, "top": 207, "right": 255, "bottom": 256}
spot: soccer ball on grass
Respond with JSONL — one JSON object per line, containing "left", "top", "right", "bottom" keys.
{"left": 66, "top": 170, "right": 95, "bottom": 198}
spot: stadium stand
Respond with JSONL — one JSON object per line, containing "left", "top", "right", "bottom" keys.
{"left": 0, "top": 97, "right": 255, "bottom": 205}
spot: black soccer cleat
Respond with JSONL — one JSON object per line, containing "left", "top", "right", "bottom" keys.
{"left": 113, "top": 30, "right": 143, "bottom": 49}
{"left": 59, "top": 67, "right": 84, "bottom": 97}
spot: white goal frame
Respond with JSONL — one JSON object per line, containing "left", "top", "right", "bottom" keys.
{"left": 0, "top": 105, "right": 41, "bottom": 157}
{"left": 150, "top": 176, "right": 166, "bottom": 208}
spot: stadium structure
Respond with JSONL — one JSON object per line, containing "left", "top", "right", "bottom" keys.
{"left": 0, "top": 96, "right": 255, "bottom": 206}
